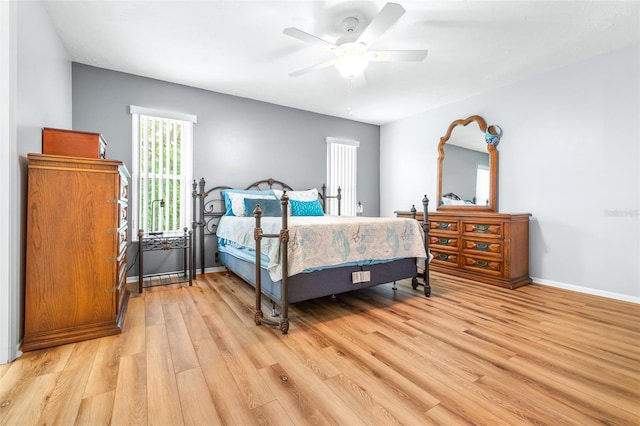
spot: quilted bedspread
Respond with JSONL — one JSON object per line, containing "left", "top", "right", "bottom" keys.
{"left": 217, "top": 215, "right": 427, "bottom": 281}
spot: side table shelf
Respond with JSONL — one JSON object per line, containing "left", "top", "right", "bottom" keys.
{"left": 138, "top": 228, "right": 193, "bottom": 292}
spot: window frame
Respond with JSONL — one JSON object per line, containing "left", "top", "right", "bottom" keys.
{"left": 130, "top": 105, "right": 196, "bottom": 241}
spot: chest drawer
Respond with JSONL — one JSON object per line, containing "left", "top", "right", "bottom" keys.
{"left": 429, "top": 220, "right": 459, "bottom": 234}
{"left": 120, "top": 181, "right": 128, "bottom": 201}
{"left": 429, "top": 235, "right": 459, "bottom": 249}
{"left": 119, "top": 203, "right": 128, "bottom": 228}
{"left": 462, "top": 238, "right": 502, "bottom": 256}
{"left": 462, "top": 255, "right": 502, "bottom": 276}
{"left": 118, "top": 226, "right": 128, "bottom": 255}
{"left": 430, "top": 249, "right": 459, "bottom": 267}
{"left": 462, "top": 221, "right": 502, "bottom": 237}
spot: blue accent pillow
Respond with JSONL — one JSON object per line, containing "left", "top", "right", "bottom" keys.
{"left": 243, "top": 198, "right": 282, "bottom": 217}
{"left": 221, "top": 189, "right": 274, "bottom": 216}
{"left": 290, "top": 199, "right": 324, "bottom": 216}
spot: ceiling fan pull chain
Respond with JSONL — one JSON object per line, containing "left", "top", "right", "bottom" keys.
{"left": 347, "top": 79, "right": 354, "bottom": 116}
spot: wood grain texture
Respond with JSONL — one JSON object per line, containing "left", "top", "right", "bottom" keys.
{"left": 23, "top": 154, "right": 130, "bottom": 351}
{"left": 1, "top": 271, "right": 638, "bottom": 425}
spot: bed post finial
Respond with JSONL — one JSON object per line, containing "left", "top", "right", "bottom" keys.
{"left": 422, "top": 194, "right": 431, "bottom": 296}
{"left": 321, "top": 184, "right": 327, "bottom": 212}
{"left": 410, "top": 204, "right": 416, "bottom": 219}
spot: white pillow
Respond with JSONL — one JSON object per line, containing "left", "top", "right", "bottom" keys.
{"left": 228, "top": 192, "right": 276, "bottom": 216}
{"left": 273, "top": 188, "right": 318, "bottom": 201}
{"left": 441, "top": 197, "right": 467, "bottom": 206}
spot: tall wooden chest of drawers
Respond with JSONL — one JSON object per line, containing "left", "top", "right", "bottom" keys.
{"left": 396, "top": 210, "right": 531, "bottom": 289}
{"left": 23, "top": 154, "right": 130, "bottom": 351}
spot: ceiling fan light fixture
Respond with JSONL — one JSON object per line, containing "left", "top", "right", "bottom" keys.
{"left": 284, "top": 2, "right": 426, "bottom": 80}
{"left": 335, "top": 53, "right": 369, "bottom": 79}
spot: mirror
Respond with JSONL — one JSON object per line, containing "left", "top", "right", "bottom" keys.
{"left": 437, "top": 115, "right": 498, "bottom": 212}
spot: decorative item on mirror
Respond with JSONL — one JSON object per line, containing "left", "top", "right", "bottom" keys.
{"left": 485, "top": 124, "right": 502, "bottom": 146}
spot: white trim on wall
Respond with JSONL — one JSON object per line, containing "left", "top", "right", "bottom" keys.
{"left": 325, "top": 136, "right": 360, "bottom": 147}
{"left": 0, "top": 0, "right": 18, "bottom": 364}
{"left": 532, "top": 277, "right": 640, "bottom": 305}
{"left": 129, "top": 105, "right": 197, "bottom": 123}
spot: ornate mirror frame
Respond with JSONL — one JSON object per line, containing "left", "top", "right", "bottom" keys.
{"left": 437, "top": 115, "right": 498, "bottom": 212}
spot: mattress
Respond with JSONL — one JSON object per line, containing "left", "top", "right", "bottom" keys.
{"left": 216, "top": 215, "right": 428, "bottom": 281}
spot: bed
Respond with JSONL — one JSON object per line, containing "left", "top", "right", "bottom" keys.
{"left": 192, "top": 177, "right": 431, "bottom": 334}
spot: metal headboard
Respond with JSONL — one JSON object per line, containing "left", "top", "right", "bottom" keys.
{"left": 192, "top": 178, "right": 341, "bottom": 276}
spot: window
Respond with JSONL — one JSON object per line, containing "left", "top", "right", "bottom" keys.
{"left": 130, "top": 106, "right": 196, "bottom": 239}
{"left": 326, "top": 137, "right": 359, "bottom": 216}
{"left": 475, "top": 165, "right": 490, "bottom": 206}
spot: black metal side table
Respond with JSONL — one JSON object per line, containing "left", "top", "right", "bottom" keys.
{"left": 138, "top": 228, "right": 193, "bottom": 293}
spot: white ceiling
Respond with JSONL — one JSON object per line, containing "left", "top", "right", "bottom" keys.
{"left": 43, "top": 0, "right": 640, "bottom": 125}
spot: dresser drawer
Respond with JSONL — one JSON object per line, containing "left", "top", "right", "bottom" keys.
{"left": 120, "top": 182, "right": 128, "bottom": 201}
{"left": 430, "top": 249, "right": 459, "bottom": 267}
{"left": 116, "top": 257, "right": 127, "bottom": 315}
{"left": 462, "top": 238, "right": 502, "bottom": 256}
{"left": 462, "top": 221, "right": 502, "bottom": 237}
{"left": 118, "top": 256, "right": 127, "bottom": 287}
{"left": 118, "top": 226, "right": 128, "bottom": 255}
{"left": 429, "top": 220, "right": 459, "bottom": 234}
{"left": 119, "top": 203, "right": 128, "bottom": 228}
{"left": 462, "top": 255, "right": 502, "bottom": 276}
{"left": 429, "top": 235, "right": 459, "bottom": 250}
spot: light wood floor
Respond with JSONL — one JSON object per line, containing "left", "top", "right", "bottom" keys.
{"left": 1, "top": 272, "right": 639, "bottom": 425}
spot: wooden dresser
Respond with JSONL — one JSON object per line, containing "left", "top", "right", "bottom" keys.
{"left": 23, "top": 154, "right": 130, "bottom": 351}
{"left": 396, "top": 210, "right": 531, "bottom": 289}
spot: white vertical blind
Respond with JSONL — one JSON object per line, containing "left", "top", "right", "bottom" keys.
{"left": 326, "top": 137, "right": 359, "bottom": 216}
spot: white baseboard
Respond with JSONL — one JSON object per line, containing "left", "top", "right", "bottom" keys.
{"left": 532, "top": 276, "right": 640, "bottom": 304}
{"left": 203, "top": 266, "right": 226, "bottom": 273}
{"left": 125, "top": 270, "right": 639, "bottom": 304}
{"left": 127, "top": 266, "right": 227, "bottom": 283}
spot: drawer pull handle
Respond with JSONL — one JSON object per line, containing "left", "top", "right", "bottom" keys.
{"left": 437, "top": 253, "right": 449, "bottom": 261}
{"left": 474, "top": 224, "right": 490, "bottom": 233}
{"left": 437, "top": 222, "right": 451, "bottom": 230}
{"left": 437, "top": 237, "right": 450, "bottom": 245}
{"left": 476, "top": 242, "right": 489, "bottom": 250}
{"left": 475, "top": 259, "right": 489, "bottom": 268}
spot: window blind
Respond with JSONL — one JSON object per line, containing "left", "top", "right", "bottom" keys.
{"left": 326, "top": 137, "right": 359, "bottom": 216}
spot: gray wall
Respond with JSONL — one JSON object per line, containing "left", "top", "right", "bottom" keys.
{"left": 381, "top": 44, "right": 640, "bottom": 301}
{"left": 72, "top": 64, "right": 380, "bottom": 273}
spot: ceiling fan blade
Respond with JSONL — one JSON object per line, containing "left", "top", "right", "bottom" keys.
{"left": 356, "top": 2, "right": 405, "bottom": 47}
{"left": 369, "top": 50, "right": 428, "bottom": 62}
{"left": 283, "top": 27, "right": 337, "bottom": 50}
{"left": 289, "top": 59, "right": 337, "bottom": 77}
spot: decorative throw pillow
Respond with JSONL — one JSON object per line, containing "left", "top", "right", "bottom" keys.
{"left": 290, "top": 199, "right": 325, "bottom": 216}
{"left": 221, "top": 189, "right": 275, "bottom": 216}
{"left": 243, "top": 198, "right": 282, "bottom": 217}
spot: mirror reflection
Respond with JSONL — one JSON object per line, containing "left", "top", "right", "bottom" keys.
{"left": 442, "top": 126, "right": 490, "bottom": 206}
{"left": 437, "top": 115, "right": 498, "bottom": 212}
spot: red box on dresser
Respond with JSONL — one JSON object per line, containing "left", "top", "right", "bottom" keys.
{"left": 42, "top": 127, "right": 107, "bottom": 159}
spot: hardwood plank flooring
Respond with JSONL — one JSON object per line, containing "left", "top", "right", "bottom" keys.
{"left": 1, "top": 271, "right": 638, "bottom": 425}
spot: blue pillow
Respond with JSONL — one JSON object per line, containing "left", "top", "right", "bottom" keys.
{"left": 221, "top": 189, "right": 274, "bottom": 216}
{"left": 290, "top": 199, "right": 324, "bottom": 216}
{"left": 243, "top": 198, "right": 282, "bottom": 217}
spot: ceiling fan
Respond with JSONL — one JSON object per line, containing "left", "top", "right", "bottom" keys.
{"left": 284, "top": 2, "right": 428, "bottom": 80}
